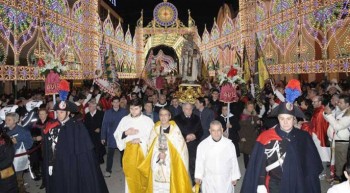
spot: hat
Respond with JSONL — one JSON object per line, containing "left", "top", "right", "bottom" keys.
{"left": 269, "top": 79, "right": 305, "bottom": 119}
{"left": 0, "top": 105, "right": 18, "bottom": 121}
{"left": 53, "top": 100, "right": 78, "bottom": 112}
{"left": 25, "top": 100, "right": 43, "bottom": 112}
{"left": 54, "top": 80, "right": 78, "bottom": 113}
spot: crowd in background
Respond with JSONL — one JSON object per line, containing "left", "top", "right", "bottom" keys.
{"left": 0, "top": 76, "right": 350, "bottom": 193}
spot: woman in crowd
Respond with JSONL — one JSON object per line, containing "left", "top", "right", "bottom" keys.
{"left": 239, "top": 101, "right": 260, "bottom": 168}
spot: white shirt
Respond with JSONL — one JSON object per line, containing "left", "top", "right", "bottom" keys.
{"left": 324, "top": 108, "right": 350, "bottom": 141}
{"left": 195, "top": 136, "right": 241, "bottom": 193}
{"left": 114, "top": 114, "right": 154, "bottom": 154}
{"left": 327, "top": 180, "right": 350, "bottom": 193}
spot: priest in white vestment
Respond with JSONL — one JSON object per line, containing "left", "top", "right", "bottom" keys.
{"left": 195, "top": 120, "right": 241, "bottom": 193}
{"left": 138, "top": 108, "right": 193, "bottom": 193}
{"left": 114, "top": 98, "right": 154, "bottom": 193}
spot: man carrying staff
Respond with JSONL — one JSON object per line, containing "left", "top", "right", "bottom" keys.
{"left": 139, "top": 107, "right": 192, "bottom": 193}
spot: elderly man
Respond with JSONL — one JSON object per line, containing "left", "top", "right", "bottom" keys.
{"left": 241, "top": 79, "right": 323, "bottom": 193}
{"left": 84, "top": 100, "right": 105, "bottom": 164}
{"left": 195, "top": 120, "right": 241, "bottom": 193}
{"left": 6, "top": 112, "right": 33, "bottom": 193}
{"left": 324, "top": 94, "right": 350, "bottom": 181}
{"left": 139, "top": 108, "right": 192, "bottom": 192}
{"left": 174, "top": 102, "right": 203, "bottom": 183}
{"left": 115, "top": 98, "right": 154, "bottom": 193}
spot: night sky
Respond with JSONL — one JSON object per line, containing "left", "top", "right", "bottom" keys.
{"left": 108, "top": 0, "right": 239, "bottom": 36}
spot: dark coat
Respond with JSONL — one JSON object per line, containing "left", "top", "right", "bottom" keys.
{"left": 210, "top": 99, "right": 222, "bottom": 118}
{"left": 43, "top": 119, "right": 108, "bottom": 193}
{"left": 101, "top": 108, "right": 128, "bottom": 148}
{"left": 230, "top": 101, "right": 245, "bottom": 118}
{"left": 193, "top": 107, "right": 215, "bottom": 141}
{"left": 174, "top": 113, "right": 203, "bottom": 155}
{"left": 241, "top": 126, "right": 323, "bottom": 193}
{"left": 174, "top": 112, "right": 203, "bottom": 181}
{"left": 0, "top": 134, "right": 18, "bottom": 193}
{"left": 217, "top": 114, "right": 240, "bottom": 143}
{"left": 174, "top": 113, "right": 203, "bottom": 143}
{"left": 238, "top": 112, "right": 259, "bottom": 154}
{"left": 168, "top": 105, "right": 182, "bottom": 118}
{"left": 84, "top": 110, "right": 105, "bottom": 163}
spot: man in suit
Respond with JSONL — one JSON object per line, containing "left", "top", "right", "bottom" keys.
{"left": 194, "top": 97, "right": 215, "bottom": 141}
{"left": 174, "top": 103, "right": 203, "bottom": 183}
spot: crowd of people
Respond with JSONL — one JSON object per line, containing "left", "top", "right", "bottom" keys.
{"left": 0, "top": 77, "right": 349, "bottom": 193}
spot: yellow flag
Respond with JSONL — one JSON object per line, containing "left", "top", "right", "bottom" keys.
{"left": 243, "top": 60, "right": 250, "bottom": 83}
{"left": 258, "top": 57, "right": 269, "bottom": 89}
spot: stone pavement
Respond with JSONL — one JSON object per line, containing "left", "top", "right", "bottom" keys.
{"left": 25, "top": 150, "right": 331, "bottom": 193}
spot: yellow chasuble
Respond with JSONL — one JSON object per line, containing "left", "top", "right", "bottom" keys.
{"left": 123, "top": 142, "right": 147, "bottom": 193}
{"left": 138, "top": 121, "right": 193, "bottom": 193}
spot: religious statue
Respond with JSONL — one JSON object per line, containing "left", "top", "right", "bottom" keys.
{"left": 180, "top": 35, "right": 201, "bottom": 83}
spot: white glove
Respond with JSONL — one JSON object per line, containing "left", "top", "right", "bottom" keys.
{"left": 49, "top": 166, "right": 53, "bottom": 176}
{"left": 257, "top": 185, "right": 268, "bottom": 193}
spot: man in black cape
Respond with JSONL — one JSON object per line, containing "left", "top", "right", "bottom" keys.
{"left": 42, "top": 80, "right": 108, "bottom": 193}
{"left": 241, "top": 79, "right": 323, "bottom": 193}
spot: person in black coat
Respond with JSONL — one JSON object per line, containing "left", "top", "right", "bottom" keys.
{"left": 210, "top": 89, "right": 222, "bottom": 118}
{"left": 42, "top": 80, "right": 108, "bottom": 193}
{"left": 241, "top": 79, "right": 323, "bottom": 193}
{"left": 217, "top": 105, "right": 240, "bottom": 157}
{"left": 84, "top": 100, "right": 105, "bottom": 164}
{"left": 174, "top": 103, "right": 203, "bottom": 183}
{"left": 32, "top": 108, "right": 51, "bottom": 189}
{"left": 0, "top": 130, "right": 18, "bottom": 193}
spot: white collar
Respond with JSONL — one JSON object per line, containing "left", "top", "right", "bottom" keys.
{"left": 221, "top": 113, "right": 234, "bottom": 118}
{"left": 90, "top": 110, "right": 97, "bottom": 116}
{"left": 155, "top": 102, "right": 167, "bottom": 107}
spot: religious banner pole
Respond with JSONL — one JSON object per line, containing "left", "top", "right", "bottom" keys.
{"left": 218, "top": 65, "right": 244, "bottom": 138}
{"left": 53, "top": 94, "right": 57, "bottom": 119}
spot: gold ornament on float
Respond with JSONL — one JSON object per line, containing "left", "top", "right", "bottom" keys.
{"left": 174, "top": 84, "right": 204, "bottom": 104}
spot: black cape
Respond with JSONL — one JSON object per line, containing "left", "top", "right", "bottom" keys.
{"left": 43, "top": 118, "right": 108, "bottom": 193}
{"left": 241, "top": 125, "right": 323, "bottom": 193}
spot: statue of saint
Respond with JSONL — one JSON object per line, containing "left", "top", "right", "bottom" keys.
{"left": 180, "top": 36, "right": 201, "bottom": 82}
